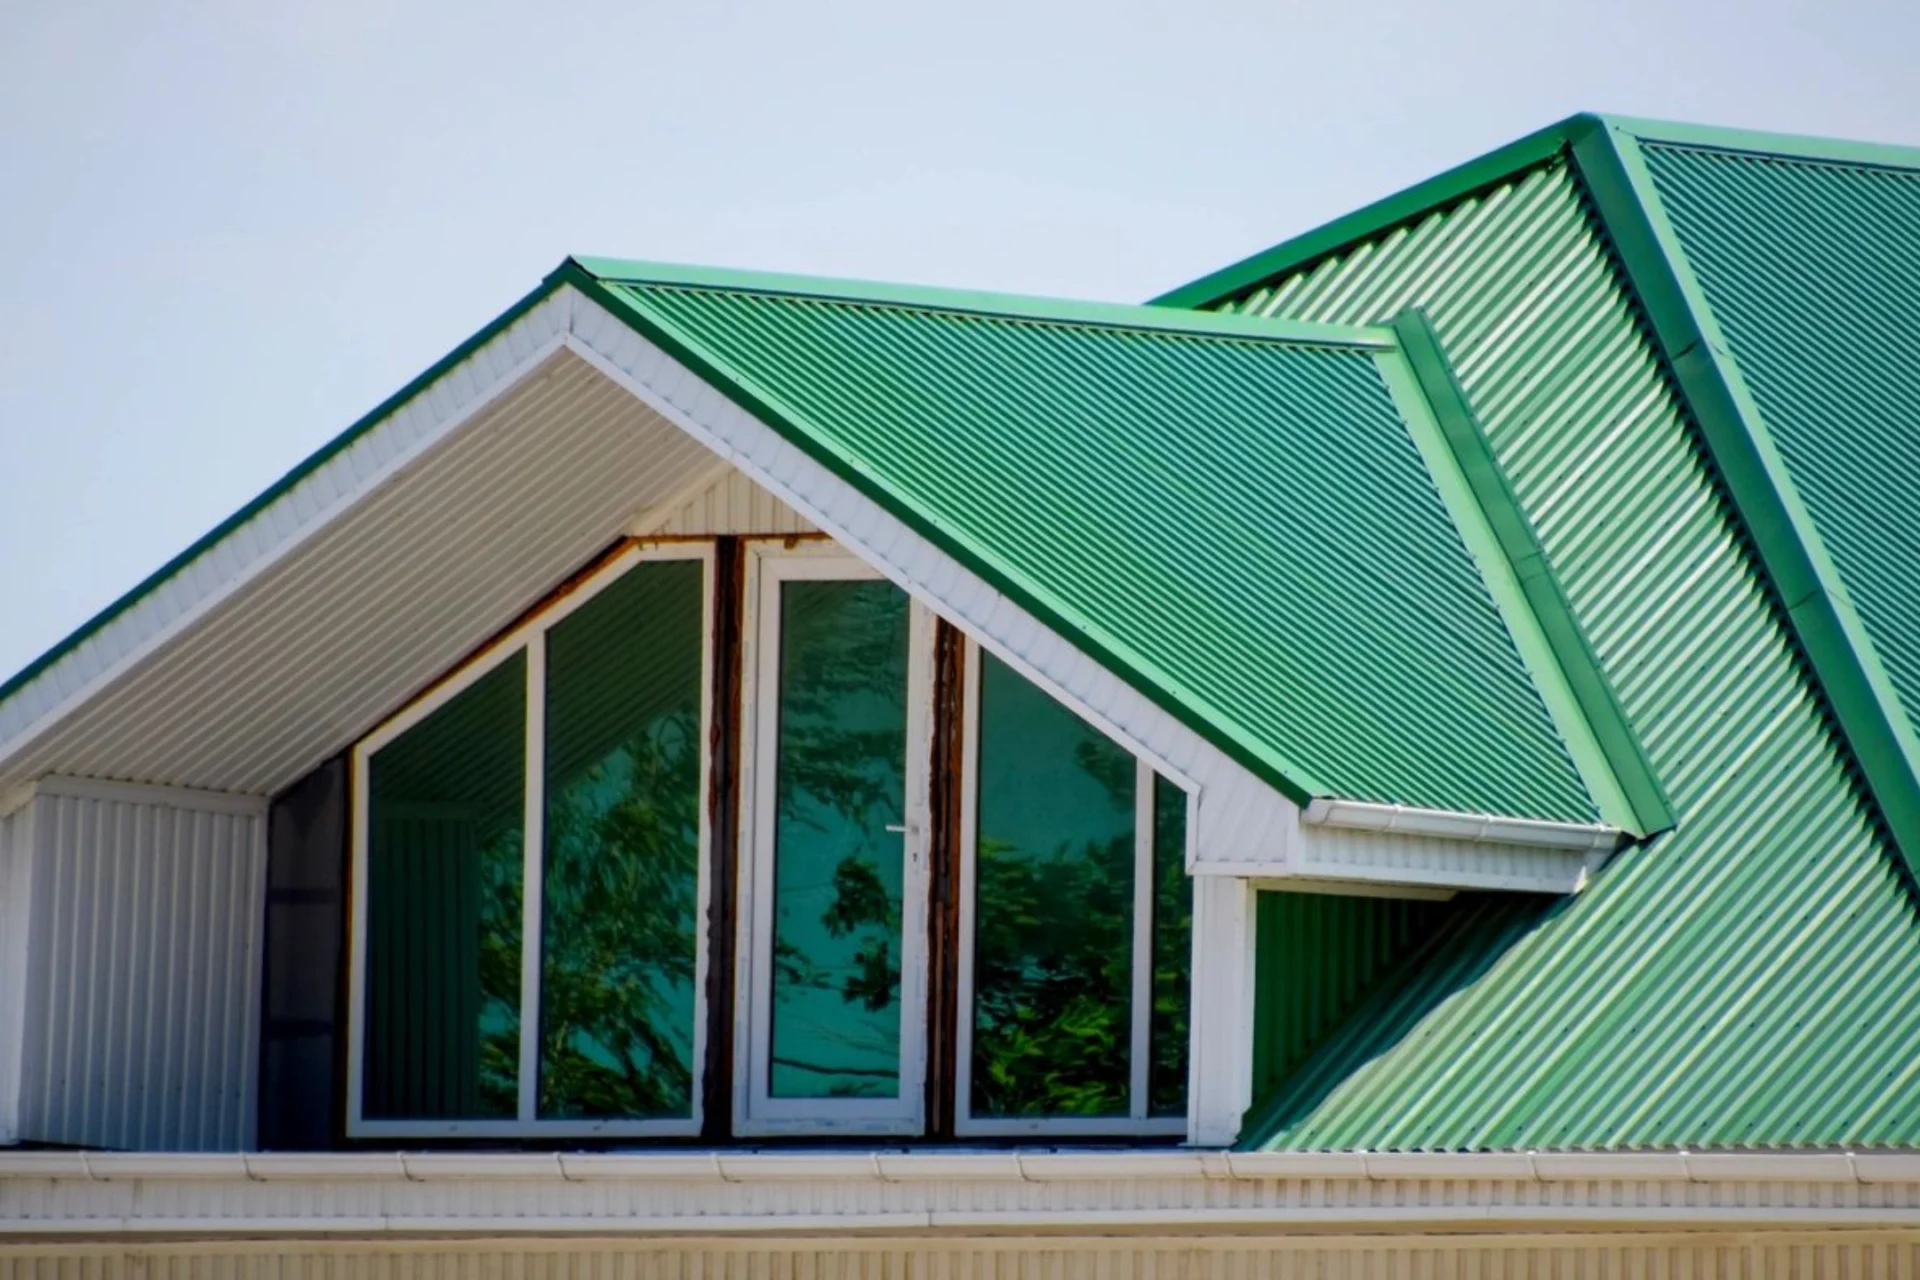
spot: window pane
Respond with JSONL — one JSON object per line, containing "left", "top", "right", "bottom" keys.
{"left": 971, "top": 652, "right": 1133, "bottom": 1118}
{"left": 769, "top": 578, "right": 910, "bottom": 1099}
{"left": 539, "top": 560, "right": 705, "bottom": 1120}
{"left": 365, "top": 654, "right": 525, "bottom": 1120}
{"left": 1149, "top": 775, "right": 1192, "bottom": 1117}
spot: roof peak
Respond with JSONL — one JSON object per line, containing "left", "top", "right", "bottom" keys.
{"left": 563, "top": 256, "right": 1390, "bottom": 348}
{"left": 1151, "top": 112, "right": 1920, "bottom": 311}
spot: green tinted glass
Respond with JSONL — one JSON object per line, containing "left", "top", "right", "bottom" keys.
{"left": 769, "top": 578, "right": 910, "bottom": 1099}
{"left": 1149, "top": 775, "right": 1191, "bottom": 1117}
{"left": 365, "top": 653, "right": 525, "bottom": 1120}
{"left": 539, "top": 559, "right": 705, "bottom": 1120}
{"left": 970, "top": 652, "right": 1133, "bottom": 1118}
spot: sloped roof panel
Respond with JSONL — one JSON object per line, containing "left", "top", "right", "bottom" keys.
{"left": 1636, "top": 137, "right": 1920, "bottom": 778}
{"left": 1208, "top": 156, "right": 1920, "bottom": 1149}
{"left": 575, "top": 261, "right": 1597, "bottom": 821}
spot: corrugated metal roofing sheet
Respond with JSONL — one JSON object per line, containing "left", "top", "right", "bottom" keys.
{"left": 1212, "top": 155, "right": 1920, "bottom": 1149}
{"left": 1637, "top": 136, "right": 1920, "bottom": 809}
{"left": 574, "top": 261, "right": 1597, "bottom": 822}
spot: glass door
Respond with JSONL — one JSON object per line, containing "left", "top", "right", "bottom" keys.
{"left": 737, "top": 546, "right": 930, "bottom": 1134}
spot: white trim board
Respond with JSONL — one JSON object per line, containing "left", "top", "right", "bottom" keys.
{"left": 732, "top": 542, "right": 933, "bottom": 1137}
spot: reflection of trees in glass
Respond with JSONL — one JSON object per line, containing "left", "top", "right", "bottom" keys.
{"left": 1149, "top": 775, "right": 1191, "bottom": 1116}
{"left": 538, "top": 716, "right": 700, "bottom": 1118}
{"left": 538, "top": 559, "right": 705, "bottom": 1120}
{"left": 970, "top": 657, "right": 1137, "bottom": 1118}
{"left": 769, "top": 580, "right": 909, "bottom": 1098}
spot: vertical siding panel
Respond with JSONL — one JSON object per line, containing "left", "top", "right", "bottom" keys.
{"left": 7, "top": 779, "right": 267, "bottom": 1149}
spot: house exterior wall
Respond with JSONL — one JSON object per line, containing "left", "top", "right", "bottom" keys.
{"left": 3, "top": 1153, "right": 1919, "bottom": 1276}
{"left": 8, "top": 1238, "right": 1919, "bottom": 1278}
{"left": 0, "top": 778, "right": 267, "bottom": 1152}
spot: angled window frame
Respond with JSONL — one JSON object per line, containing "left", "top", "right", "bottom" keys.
{"left": 733, "top": 539, "right": 936, "bottom": 1136}
{"left": 953, "top": 637, "right": 1192, "bottom": 1139}
{"left": 345, "top": 541, "right": 717, "bottom": 1140}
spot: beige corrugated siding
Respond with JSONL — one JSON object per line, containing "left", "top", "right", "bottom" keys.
{"left": 5, "top": 1239, "right": 1920, "bottom": 1278}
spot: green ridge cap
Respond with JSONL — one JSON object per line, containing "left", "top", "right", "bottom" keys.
{"left": 1385, "top": 310, "right": 1671, "bottom": 837}
{"left": 569, "top": 255, "right": 1393, "bottom": 348}
{"left": 1569, "top": 121, "right": 1920, "bottom": 885}
{"left": 1150, "top": 115, "right": 1598, "bottom": 310}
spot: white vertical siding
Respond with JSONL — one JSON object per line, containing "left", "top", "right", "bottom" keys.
{"left": 0, "top": 802, "right": 30, "bottom": 1145}
{"left": 5, "top": 777, "right": 267, "bottom": 1151}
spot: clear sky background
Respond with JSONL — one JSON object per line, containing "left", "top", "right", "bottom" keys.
{"left": 3, "top": 0, "right": 1918, "bottom": 681}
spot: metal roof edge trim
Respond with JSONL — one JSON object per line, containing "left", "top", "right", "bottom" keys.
{"left": 1604, "top": 115, "right": 1920, "bottom": 172}
{"left": 571, "top": 255, "right": 1394, "bottom": 349}
{"left": 0, "top": 274, "right": 567, "bottom": 720}
{"left": 1569, "top": 121, "right": 1920, "bottom": 885}
{"left": 1147, "top": 115, "right": 1597, "bottom": 310}
{"left": 1384, "top": 311, "right": 1672, "bottom": 838}
{"left": 1302, "top": 798, "right": 1624, "bottom": 853}
{"left": 1371, "top": 342, "right": 1615, "bottom": 829}
{"left": 558, "top": 266, "right": 1339, "bottom": 806}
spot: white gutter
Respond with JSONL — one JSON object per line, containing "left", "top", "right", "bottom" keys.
{"left": 1303, "top": 798, "right": 1628, "bottom": 851}
{"left": 3, "top": 1148, "right": 1918, "bottom": 1183}
{"left": 3, "top": 1150, "right": 1918, "bottom": 1239}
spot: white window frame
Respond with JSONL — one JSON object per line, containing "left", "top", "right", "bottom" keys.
{"left": 954, "top": 637, "right": 1189, "bottom": 1138}
{"left": 733, "top": 540, "right": 935, "bottom": 1136}
{"left": 346, "top": 541, "right": 715, "bottom": 1139}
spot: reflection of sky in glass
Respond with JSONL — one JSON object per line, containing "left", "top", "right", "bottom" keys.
{"left": 769, "top": 579, "right": 909, "bottom": 1099}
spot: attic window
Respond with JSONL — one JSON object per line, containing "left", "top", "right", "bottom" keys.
{"left": 346, "top": 536, "right": 1192, "bottom": 1141}
{"left": 350, "top": 545, "right": 712, "bottom": 1138}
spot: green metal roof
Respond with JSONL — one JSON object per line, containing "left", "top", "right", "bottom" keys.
{"left": 566, "top": 258, "right": 1602, "bottom": 820}
{"left": 1180, "top": 121, "right": 1920, "bottom": 1149}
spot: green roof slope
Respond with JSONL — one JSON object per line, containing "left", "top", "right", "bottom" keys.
{"left": 1174, "top": 126, "right": 1920, "bottom": 1148}
{"left": 1616, "top": 123, "right": 1920, "bottom": 885}
{"left": 567, "top": 259, "right": 1597, "bottom": 820}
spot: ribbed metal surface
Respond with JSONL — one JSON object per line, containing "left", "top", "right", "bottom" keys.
{"left": 1224, "top": 159, "right": 1920, "bottom": 1148}
{"left": 1251, "top": 891, "right": 1448, "bottom": 1103}
{"left": 649, "top": 467, "right": 817, "bottom": 536}
{"left": 0, "top": 349, "right": 722, "bottom": 798}
{"left": 1640, "top": 141, "right": 1920, "bottom": 739}
{"left": 8, "top": 781, "right": 266, "bottom": 1150}
{"left": 0, "top": 804, "right": 23, "bottom": 1144}
{"left": 8, "top": 1241, "right": 1920, "bottom": 1278}
{"left": 593, "top": 271, "right": 1593, "bottom": 822}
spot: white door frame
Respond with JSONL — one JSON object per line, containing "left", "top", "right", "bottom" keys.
{"left": 734, "top": 540, "right": 934, "bottom": 1135}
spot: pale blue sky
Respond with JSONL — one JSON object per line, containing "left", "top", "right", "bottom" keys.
{"left": 3, "top": 0, "right": 1917, "bottom": 682}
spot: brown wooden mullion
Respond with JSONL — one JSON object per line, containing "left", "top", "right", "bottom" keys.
{"left": 701, "top": 536, "right": 746, "bottom": 1141}
{"left": 923, "top": 620, "right": 967, "bottom": 1138}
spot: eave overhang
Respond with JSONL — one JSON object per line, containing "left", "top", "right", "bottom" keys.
{"left": 0, "top": 270, "right": 1634, "bottom": 893}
